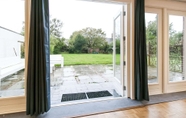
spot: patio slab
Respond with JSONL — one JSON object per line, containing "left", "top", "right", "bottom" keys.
{"left": 1, "top": 64, "right": 185, "bottom": 105}
{"left": 49, "top": 65, "right": 119, "bottom": 104}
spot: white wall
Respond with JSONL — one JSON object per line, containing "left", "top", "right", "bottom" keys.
{"left": 0, "top": 27, "right": 24, "bottom": 68}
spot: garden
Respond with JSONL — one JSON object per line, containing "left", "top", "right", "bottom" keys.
{"left": 146, "top": 18, "right": 183, "bottom": 73}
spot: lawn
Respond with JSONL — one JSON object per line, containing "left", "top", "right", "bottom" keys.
{"left": 62, "top": 54, "right": 120, "bottom": 66}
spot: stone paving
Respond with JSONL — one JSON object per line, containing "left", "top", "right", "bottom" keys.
{"left": 0, "top": 65, "right": 184, "bottom": 105}
{"left": 50, "top": 65, "right": 120, "bottom": 105}
{"left": 0, "top": 65, "right": 122, "bottom": 105}
{"left": 147, "top": 66, "right": 185, "bottom": 83}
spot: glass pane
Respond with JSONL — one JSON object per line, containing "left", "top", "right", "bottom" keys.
{"left": 169, "top": 15, "right": 185, "bottom": 82}
{"left": 0, "top": 0, "right": 25, "bottom": 98}
{"left": 145, "top": 13, "right": 158, "bottom": 83}
{"left": 114, "top": 15, "right": 121, "bottom": 82}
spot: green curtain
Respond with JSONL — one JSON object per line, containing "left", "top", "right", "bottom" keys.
{"left": 134, "top": 0, "right": 149, "bottom": 101}
{"left": 26, "top": 0, "right": 50, "bottom": 115}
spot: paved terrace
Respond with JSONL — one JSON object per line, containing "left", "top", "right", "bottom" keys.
{"left": 0, "top": 65, "right": 184, "bottom": 105}
{"left": 0, "top": 65, "right": 121, "bottom": 105}
{"left": 50, "top": 65, "right": 119, "bottom": 105}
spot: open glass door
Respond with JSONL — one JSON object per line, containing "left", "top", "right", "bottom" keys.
{"left": 113, "top": 6, "right": 125, "bottom": 97}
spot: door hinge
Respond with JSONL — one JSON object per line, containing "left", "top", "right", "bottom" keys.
{"left": 123, "top": 86, "right": 126, "bottom": 90}
{"left": 123, "top": 36, "right": 126, "bottom": 41}
{"left": 123, "top": 61, "right": 126, "bottom": 65}
{"left": 124, "top": 11, "right": 126, "bottom": 16}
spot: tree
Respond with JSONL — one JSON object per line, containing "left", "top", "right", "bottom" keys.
{"left": 99, "top": 41, "right": 110, "bottom": 53}
{"left": 146, "top": 18, "right": 183, "bottom": 69}
{"left": 68, "top": 31, "right": 88, "bottom": 53}
{"left": 50, "top": 35, "right": 60, "bottom": 54}
{"left": 146, "top": 20, "right": 158, "bottom": 55}
{"left": 68, "top": 31, "right": 81, "bottom": 53}
{"left": 21, "top": 18, "right": 66, "bottom": 54}
{"left": 169, "top": 23, "right": 183, "bottom": 47}
{"left": 80, "top": 27, "right": 106, "bottom": 49}
{"left": 169, "top": 30, "right": 183, "bottom": 56}
{"left": 73, "top": 34, "right": 87, "bottom": 53}
{"left": 50, "top": 18, "right": 63, "bottom": 38}
{"left": 21, "top": 18, "right": 63, "bottom": 37}
{"left": 116, "top": 40, "right": 120, "bottom": 54}
{"left": 49, "top": 18, "right": 64, "bottom": 54}
{"left": 146, "top": 20, "right": 182, "bottom": 53}
{"left": 53, "top": 38, "right": 68, "bottom": 54}
{"left": 68, "top": 28, "right": 107, "bottom": 53}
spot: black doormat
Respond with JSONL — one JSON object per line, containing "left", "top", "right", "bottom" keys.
{"left": 86, "top": 90, "right": 112, "bottom": 98}
{"left": 61, "top": 93, "right": 87, "bottom": 102}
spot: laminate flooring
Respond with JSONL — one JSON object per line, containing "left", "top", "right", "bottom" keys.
{"left": 79, "top": 99, "right": 186, "bottom": 118}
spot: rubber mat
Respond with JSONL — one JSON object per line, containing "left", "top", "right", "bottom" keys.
{"left": 61, "top": 93, "right": 87, "bottom": 102}
{"left": 86, "top": 90, "right": 112, "bottom": 98}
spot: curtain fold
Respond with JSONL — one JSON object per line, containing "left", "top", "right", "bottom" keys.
{"left": 26, "top": 0, "right": 50, "bottom": 115}
{"left": 134, "top": 0, "right": 149, "bottom": 101}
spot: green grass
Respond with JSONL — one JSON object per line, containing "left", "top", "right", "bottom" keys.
{"left": 62, "top": 54, "right": 120, "bottom": 66}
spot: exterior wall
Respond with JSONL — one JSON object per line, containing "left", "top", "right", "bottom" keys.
{"left": 0, "top": 27, "right": 24, "bottom": 68}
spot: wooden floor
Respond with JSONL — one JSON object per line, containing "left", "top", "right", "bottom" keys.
{"left": 79, "top": 99, "right": 186, "bottom": 118}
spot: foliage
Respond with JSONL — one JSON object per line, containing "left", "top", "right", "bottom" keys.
{"left": 54, "top": 64, "right": 61, "bottom": 68}
{"left": 109, "top": 38, "right": 120, "bottom": 54}
{"left": 50, "top": 18, "right": 65, "bottom": 54}
{"left": 21, "top": 18, "right": 65, "bottom": 54}
{"left": 169, "top": 23, "right": 183, "bottom": 56}
{"left": 81, "top": 27, "right": 106, "bottom": 49}
{"left": 68, "top": 28, "right": 107, "bottom": 53}
{"left": 21, "top": 18, "right": 63, "bottom": 38}
{"left": 53, "top": 38, "right": 68, "bottom": 54}
{"left": 68, "top": 31, "right": 81, "bottom": 53}
{"left": 146, "top": 17, "right": 183, "bottom": 73}
{"left": 68, "top": 31, "right": 88, "bottom": 53}
{"left": 73, "top": 34, "right": 88, "bottom": 53}
{"left": 50, "top": 18, "right": 63, "bottom": 38}
{"left": 146, "top": 19, "right": 157, "bottom": 55}
{"left": 50, "top": 35, "right": 59, "bottom": 54}
{"left": 99, "top": 42, "right": 111, "bottom": 54}
{"left": 21, "top": 21, "right": 25, "bottom": 36}
{"left": 116, "top": 40, "right": 120, "bottom": 54}
{"left": 21, "top": 44, "right": 25, "bottom": 58}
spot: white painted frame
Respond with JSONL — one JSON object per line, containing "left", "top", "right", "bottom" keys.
{"left": 0, "top": 0, "right": 30, "bottom": 114}
{"left": 145, "top": 0, "right": 186, "bottom": 95}
{"left": 113, "top": 12, "right": 120, "bottom": 78}
{"left": 145, "top": 7, "right": 163, "bottom": 95}
{"left": 164, "top": 10, "right": 186, "bottom": 93}
{"left": 113, "top": 6, "right": 125, "bottom": 97}
{"left": 0, "top": 0, "right": 135, "bottom": 114}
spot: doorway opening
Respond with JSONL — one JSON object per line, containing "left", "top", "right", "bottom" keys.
{"left": 49, "top": 0, "right": 127, "bottom": 105}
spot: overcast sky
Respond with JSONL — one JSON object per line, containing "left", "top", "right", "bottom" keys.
{"left": 0, "top": 0, "right": 183, "bottom": 39}
{"left": 0, "top": 0, "right": 24, "bottom": 33}
{"left": 145, "top": 13, "right": 183, "bottom": 33}
{"left": 0, "top": 0, "right": 122, "bottom": 38}
{"left": 50, "top": 0, "right": 122, "bottom": 38}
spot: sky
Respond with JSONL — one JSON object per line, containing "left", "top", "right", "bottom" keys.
{"left": 0, "top": 0, "right": 183, "bottom": 39}
{"left": 145, "top": 13, "right": 183, "bottom": 33}
{"left": 0, "top": 0, "right": 121, "bottom": 39}
{"left": 0, "top": 0, "right": 24, "bottom": 33}
{"left": 49, "top": 0, "right": 122, "bottom": 38}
